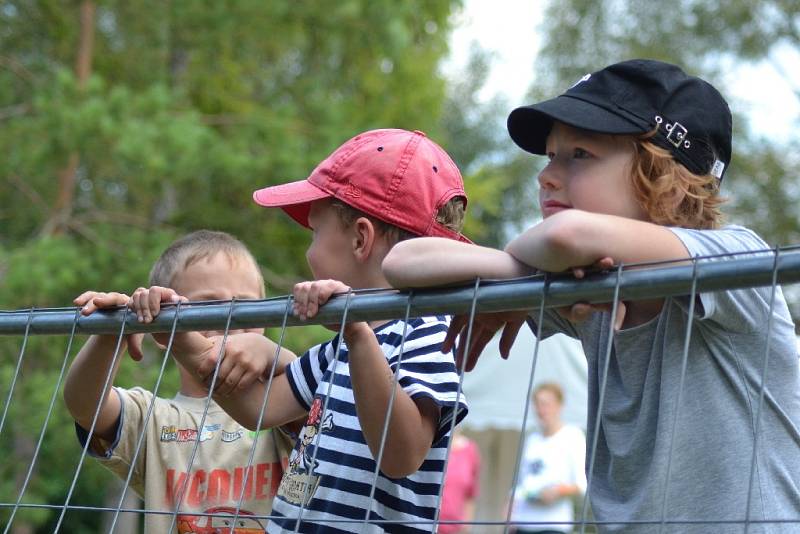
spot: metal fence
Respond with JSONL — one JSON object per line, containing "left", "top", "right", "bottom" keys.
{"left": 1, "top": 247, "right": 799, "bottom": 533}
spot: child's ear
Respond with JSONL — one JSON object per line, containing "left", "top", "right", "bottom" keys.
{"left": 352, "top": 216, "right": 377, "bottom": 261}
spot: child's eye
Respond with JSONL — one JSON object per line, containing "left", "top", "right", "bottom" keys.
{"left": 546, "top": 151, "right": 555, "bottom": 161}
{"left": 573, "top": 147, "right": 591, "bottom": 158}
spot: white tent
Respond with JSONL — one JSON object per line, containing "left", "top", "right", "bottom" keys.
{"left": 457, "top": 325, "right": 588, "bottom": 529}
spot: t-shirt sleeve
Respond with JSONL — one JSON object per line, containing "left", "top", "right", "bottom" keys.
{"left": 388, "top": 317, "right": 469, "bottom": 443}
{"left": 668, "top": 225, "right": 777, "bottom": 332}
{"left": 74, "top": 390, "right": 123, "bottom": 459}
{"left": 75, "top": 386, "right": 153, "bottom": 491}
{"left": 285, "top": 341, "right": 332, "bottom": 411}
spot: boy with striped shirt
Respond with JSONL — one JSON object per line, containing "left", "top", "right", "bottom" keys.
{"left": 165, "top": 129, "right": 470, "bottom": 532}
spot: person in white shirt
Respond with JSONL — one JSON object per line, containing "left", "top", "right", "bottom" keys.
{"left": 512, "top": 382, "right": 586, "bottom": 534}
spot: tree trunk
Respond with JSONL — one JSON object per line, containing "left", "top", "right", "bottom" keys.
{"left": 41, "top": 1, "right": 95, "bottom": 236}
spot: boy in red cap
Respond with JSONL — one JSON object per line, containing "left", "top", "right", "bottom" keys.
{"left": 160, "top": 129, "right": 470, "bottom": 533}
{"left": 383, "top": 60, "right": 800, "bottom": 533}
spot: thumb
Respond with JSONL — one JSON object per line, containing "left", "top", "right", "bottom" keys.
{"left": 127, "top": 334, "right": 145, "bottom": 361}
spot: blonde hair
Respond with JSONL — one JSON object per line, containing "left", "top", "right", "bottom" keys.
{"left": 534, "top": 382, "right": 564, "bottom": 405}
{"left": 149, "top": 230, "right": 265, "bottom": 297}
{"left": 629, "top": 136, "right": 725, "bottom": 229}
{"left": 329, "top": 196, "right": 467, "bottom": 246}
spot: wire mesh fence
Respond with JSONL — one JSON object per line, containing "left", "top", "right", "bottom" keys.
{"left": 1, "top": 248, "right": 799, "bottom": 533}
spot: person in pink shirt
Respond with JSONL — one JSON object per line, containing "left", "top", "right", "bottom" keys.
{"left": 439, "top": 430, "right": 481, "bottom": 533}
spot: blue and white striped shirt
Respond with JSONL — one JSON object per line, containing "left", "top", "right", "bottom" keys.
{"left": 268, "top": 316, "right": 468, "bottom": 533}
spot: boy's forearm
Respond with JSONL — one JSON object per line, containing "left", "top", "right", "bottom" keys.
{"left": 505, "top": 210, "right": 611, "bottom": 271}
{"left": 63, "top": 335, "right": 124, "bottom": 439}
{"left": 212, "top": 373, "right": 306, "bottom": 432}
{"left": 384, "top": 212, "right": 692, "bottom": 288}
{"left": 345, "top": 323, "right": 438, "bottom": 479}
{"left": 505, "top": 209, "right": 691, "bottom": 271}
{"left": 167, "top": 331, "right": 216, "bottom": 373}
{"left": 382, "top": 238, "right": 534, "bottom": 288}
{"left": 266, "top": 339, "right": 297, "bottom": 375}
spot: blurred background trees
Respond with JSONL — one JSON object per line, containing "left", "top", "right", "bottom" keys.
{"left": 1, "top": 0, "right": 798, "bottom": 531}
{"left": 0, "top": 1, "right": 521, "bottom": 531}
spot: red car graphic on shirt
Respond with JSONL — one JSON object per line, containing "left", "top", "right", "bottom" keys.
{"left": 177, "top": 506, "right": 266, "bottom": 533}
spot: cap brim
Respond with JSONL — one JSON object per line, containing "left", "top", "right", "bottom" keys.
{"left": 507, "top": 95, "right": 647, "bottom": 155}
{"left": 252, "top": 180, "right": 331, "bottom": 228}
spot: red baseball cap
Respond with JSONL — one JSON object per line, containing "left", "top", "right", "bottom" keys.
{"left": 253, "top": 129, "right": 470, "bottom": 242}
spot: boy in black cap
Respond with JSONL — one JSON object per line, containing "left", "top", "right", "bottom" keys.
{"left": 383, "top": 59, "right": 800, "bottom": 533}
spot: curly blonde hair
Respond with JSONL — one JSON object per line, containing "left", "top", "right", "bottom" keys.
{"left": 629, "top": 136, "right": 726, "bottom": 230}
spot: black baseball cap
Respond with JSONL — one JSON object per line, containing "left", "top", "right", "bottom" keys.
{"left": 507, "top": 59, "right": 732, "bottom": 180}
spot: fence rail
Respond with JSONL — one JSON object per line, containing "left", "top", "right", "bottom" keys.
{"left": 2, "top": 249, "right": 800, "bottom": 336}
{"left": 1, "top": 248, "right": 799, "bottom": 533}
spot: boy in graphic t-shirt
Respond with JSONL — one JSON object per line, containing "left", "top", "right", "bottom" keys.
{"left": 64, "top": 230, "right": 296, "bottom": 531}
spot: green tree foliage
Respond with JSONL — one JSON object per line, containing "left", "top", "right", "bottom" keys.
{"left": 0, "top": 0, "right": 463, "bottom": 292}
{"left": 0, "top": 1, "right": 539, "bottom": 531}
{"left": 440, "top": 46, "right": 539, "bottom": 245}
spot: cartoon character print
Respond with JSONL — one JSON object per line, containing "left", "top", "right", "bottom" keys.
{"left": 288, "top": 397, "right": 334, "bottom": 476}
{"left": 177, "top": 506, "right": 264, "bottom": 533}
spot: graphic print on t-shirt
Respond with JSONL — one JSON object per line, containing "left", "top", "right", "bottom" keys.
{"left": 277, "top": 397, "right": 334, "bottom": 506}
{"left": 176, "top": 505, "right": 265, "bottom": 533}
{"left": 529, "top": 458, "right": 544, "bottom": 476}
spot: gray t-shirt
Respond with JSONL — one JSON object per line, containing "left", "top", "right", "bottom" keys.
{"left": 537, "top": 225, "right": 800, "bottom": 533}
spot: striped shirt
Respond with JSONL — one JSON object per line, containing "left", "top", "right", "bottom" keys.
{"left": 268, "top": 316, "right": 469, "bottom": 533}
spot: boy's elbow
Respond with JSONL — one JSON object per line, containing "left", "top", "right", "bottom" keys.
{"left": 62, "top": 383, "right": 84, "bottom": 422}
{"left": 379, "top": 436, "right": 431, "bottom": 478}
{"left": 382, "top": 241, "right": 417, "bottom": 287}
{"left": 380, "top": 454, "right": 425, "bottom": 479}
{"left": 219, "top": 402, "right": 267, "bottom": 432}
{"left": 62, "top": 390, "right": 97, "bottom": 432}
{"left": 543, "top": 217, "right": 581, "bottom": 258}
{"left": 510, "top": 210, "right": 587, "bottom": 271}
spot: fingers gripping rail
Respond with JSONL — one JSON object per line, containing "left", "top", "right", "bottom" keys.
{"left": 2, "top": 250, "right": 800, "bottom": 336}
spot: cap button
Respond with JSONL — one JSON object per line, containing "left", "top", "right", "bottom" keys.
{"left": 412, "top": 130, "right": 427, "bottom": 137}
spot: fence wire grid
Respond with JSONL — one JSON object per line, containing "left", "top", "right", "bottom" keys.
{"left": 1, "top": 247, "right": 800, "bottom": 534}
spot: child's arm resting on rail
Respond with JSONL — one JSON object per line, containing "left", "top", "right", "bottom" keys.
{"left": 383, "top": 210, "right": 690, "bottom": 370}
{"left": 504, "top": 209, "right": 690, "bottom": 272}
{"left": 384, "top": 210, "right": 689, "bottom": 288}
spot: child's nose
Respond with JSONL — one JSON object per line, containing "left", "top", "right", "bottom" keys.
{"left": 537, "top": 164, "right": 562, "bottom": 190}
